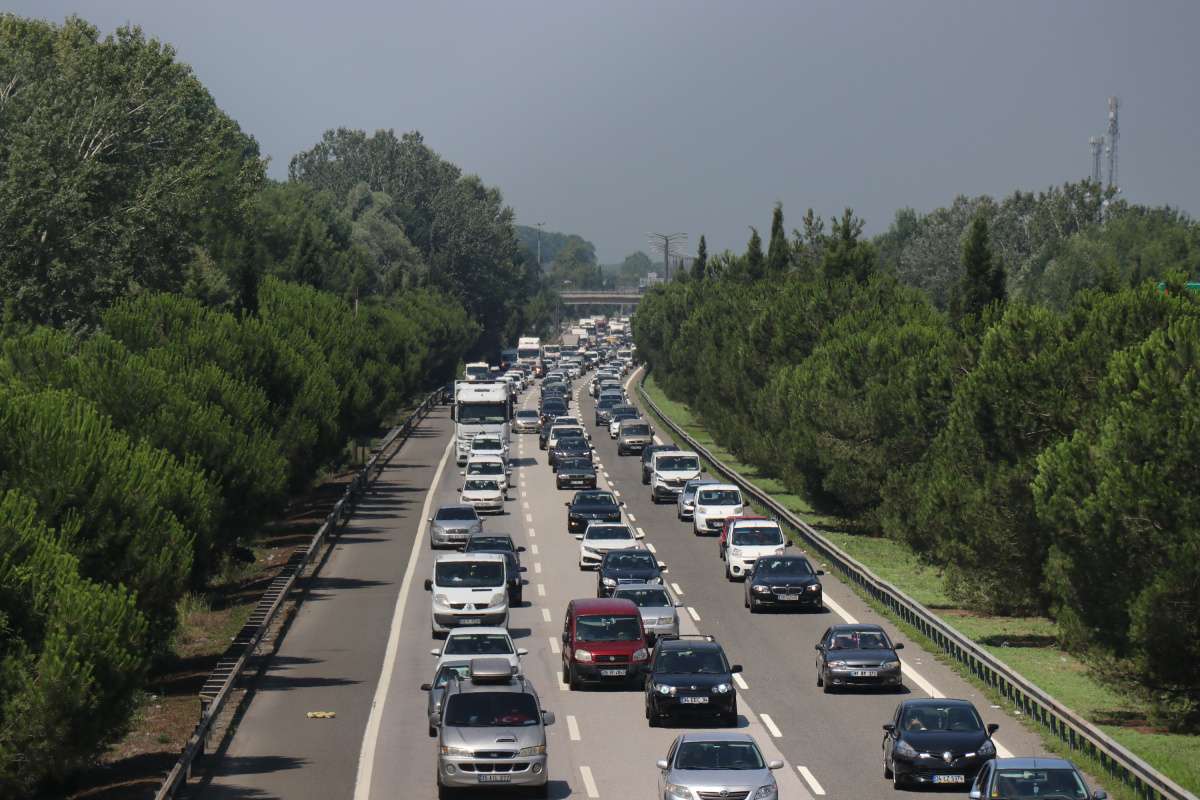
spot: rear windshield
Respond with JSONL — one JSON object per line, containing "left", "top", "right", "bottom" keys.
{"left": 575, "top": 614, "right": 642, "bottom": 642}
{"left": 552, "top": 426, "right": 585, "bottom": 438}
{"left": 622, "top": 424, "right": 650, "bottom": 436}
{"left": 731, "top": 526, "right": 784, "bottom": 546}
{"left": 443, "top": 633, "right": 514, "bottom": 656}
{"left": 443, "top": 692, "right": 540, "bottom": 727}
{"left": 615, "top": 588, "right": 671, "bottom": 607}
{"left": 657, "top": 456, "right": 700, "bottom": 471}
{"left": 435, "top": 561, "right": 504, "bottom": 587}
{"left": 465, "top": 537, "right": 513, "bottom": 552}
{"left": 698, "top": 489, "right": 741, "bottom": 505}
{"left": 435, "top": 507, "right": 478, "bottom": 521}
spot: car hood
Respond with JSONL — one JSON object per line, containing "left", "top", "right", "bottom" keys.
{"left": 825, "top": 647, "right": 896, "bottom": 662}
{"left": 462, "top": 490, "right": 502, "bottom": 500}
{"left": 901, "top": 730, "right": 990, "bottom": 754}
{"left": 442, "top": 724, "right": 542, "bottom": 750}
{"left": 583, "top": 540, "right": 640, "bottom": 552}
{"left": 655, "top": 672, "right": 731, "bottom": 688}
{"left": 558, "top": 465, "right": 595, "bottom": 475}
{"left": 755, "top": 575, "right": 820, "bottom": 589}
{"left": 570, "top": 505, "right": 620, "bottom": 516}
{"left": 666, "top": 768, "right": 770, "bottom": 792}
{"left": 602, "top": 565, "right": 661, "bottom": 581}
{"left": 635, "top": 605, "right": 675, "bottom": 619}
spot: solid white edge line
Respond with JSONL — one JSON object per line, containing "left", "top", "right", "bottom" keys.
{"left": 352, "top": 431, "right": 455, "bottom": 800}
{"left": 733, "top": 673, "right": 748, "bottom": 690}
{"left": 821, "top": 593, "right": 859, "bottom": 624}
{"left": 686, "top": 606, "right": 701, "bottom": 622}
{"left": 760, "top": 713, "right": 783, "bottom": 738}
{"left": 579, "top": 765, "right": 600, "bottom": 798}
{"left": 567, "top": 714, "right": 581, "bottom": 741}
{"left": 798, "top": 766, "right": 826, "bottom": 795}
{"left": 902, "top": 663, "right": 944, "bottom": 698}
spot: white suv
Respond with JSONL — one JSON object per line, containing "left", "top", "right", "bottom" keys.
{"left": 693, "top": 484, "right": 744, "bottom": 535}
{"left": 649, "top": 450, "right": 702, "bottom": 503}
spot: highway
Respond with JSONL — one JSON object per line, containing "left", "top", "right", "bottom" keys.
{"left": 197, "top": 367, "right": 1052, "bottom": 799}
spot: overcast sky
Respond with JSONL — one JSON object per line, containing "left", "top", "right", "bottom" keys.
{"left": 8, "top": 0, "right": 1199, "bottom": 262}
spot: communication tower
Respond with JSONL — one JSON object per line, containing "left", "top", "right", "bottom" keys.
{"left": 1105, "top": 96, "right": 1120, "bottom": 190}
{"left": 1089, "top": 136, "right": 1104, "bottom": 185}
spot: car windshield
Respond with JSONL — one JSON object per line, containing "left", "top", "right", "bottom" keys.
{"left": 900, "top": 705, "right": 984, "bottom": 733}
{"left": 560, "top": 459, "right": 593, "bottom": 471}
{"left": 731, "top": 526, "right": 784, "bottom": 546}
{"left": 622, "top": 424, "right": 650, "bottom": 436}
{"left": 467, "top": 462, "right": 503, "bottom": 476}
{"left": 827, "top": 629, "right": 891, "bottom": 650}
{"left": 615, "top": 588, "right": 671, "bottom": 607}
{"left": 756, "top": 557, "right": 814, "bottom": 577}
{"left": 464, "top": 479, "right": 499, "bottom": 491}
{"left": 657, "top": 456, "right": 699, "bottom": 471}
{"left": 465, "top": 537, "right": 513, "bottom": 552}
{"left": 457, "top": 404, "right": 507, "bottom": 424}
{"left": 698, "top": 490, "right": 741, "bottom": 505}
{"left": 992, "top": 768, "right": 1088, "bottom": 799}
{"left": 605, "top": 551, "right": 656, "bottom": 568}
{"left": 434, "top": 664, "right": 472, "bottom": 688}
{"left": 575, "top": 614, "right": 642, "bottom": 642}
{"left": 586, "top": 526, "right": 633, "bottom": 541}
{"left": 443, "top": 633, "right": 514, "bottom": 656}
{"left": 558, "top": 438, "right": 588, "bottom": 451}
{"left": 575, "top": 493, "right": 616, "bottom": 506}
{"left": 597, "top": 398, "right": 618, "bottom": 408}
{"left": 472, "top": 439, "right": 502, "bottom": 451}
{"left": 657, "top": 648, "right": 728, "bottom": 674}
{"left": 443, "top": 692, "right": 540, "bottom": 727}
{"left": 552, "top": 427, "right": 584, "bottom": 439}
{"left": 435, "top": 508, "right": 478, "bottom": 522}
{"left": 516, "top": 410, "right": 539, "bottom": 419}
{"left": 435, "top": 561, "right": 504, "bottom": 588}
{"left": 675, "top": 741, "right": 765, "bottom": 771}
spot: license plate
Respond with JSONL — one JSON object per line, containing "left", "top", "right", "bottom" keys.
{"left": 459, "top": 618, "right": 481, "bottom": 625}
{"left": 600, "top": 668, "right": 626, "bottom": 676}
{"left": 851, "top": 670, "right": 878, "bottom": 677}
{"left": 478, "top": 774, "right": 511, "bottom": 783}
{"left": 779, "top": 594, "right": 800, "bottom": 601}
{"left": 933, "top": 775, "right": 965, "bottom": 784}
{"left": 679, "top": 696, "right": 709, "bottom": 704}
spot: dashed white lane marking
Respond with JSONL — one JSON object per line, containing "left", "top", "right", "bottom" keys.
{"left": 521, "top": 490, "right": 527, "bottom": 498}
{"left": 534, "top": 562, "right": 542, "bottom": 574}
{"left": 567, "top": 715, "right": 582, "bottom": 741}
{"left": 529, "top": 528, "right": 536, "bottom": 538}
{"left": 602, "top": 471, "right": 610, "bottom": 479}
{"left": 628, "top": 513, "right": 636, "bottom": 522}
{"left": 613, "top": 490, "right": 621, "bottom": 498}
{"left": 579, "top": 766, "right": 600, "bottom": 798}
{"left": 525, "top": 513, "right": 533, "bottom": 523}
{"left": 646, "top": 542, "right": 656, "bottom": 553}
{"left": 537, "top": 584, "right": 546, "bottom": 597}
{"left": 653, "top": 434, "right": 663, "bottom": 445}
{"left": 733, "top": 673, "right": 748, "bottom": 690}
{"left": 760, "top": 713, "right": 782, "bottom": 738}
{"left": 542, "top": 608, "right": 552, "bottom": 623}
{"left": 636, "top": 527, "right": 646, "bottom": 537}
{"left": 549, "top": 634, "right": 560, "bottom": 653}
{"left": 822, "top": 594, "right": 858, "bottom": 624}
{"left": 686, "top": 606, "right": 701, "bottom": 622}
{"left": 522, "top": 500, "right": 530, "bottom": 510}
{"left": 671, "top": 582, "right": 684, "bottom": 596}
{"left": 531, "top": 544, "right": 539, "bottom": 555}
{"left": 798, "top": 766, "right": 826, "bottom": 795}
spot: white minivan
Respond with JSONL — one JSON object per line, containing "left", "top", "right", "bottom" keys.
{"left": 425, "top": 553, "right": 510, "bottom": 635}
{"left": 649, "top": 450, "right": 702, "bottom": 504}
{"left": 692, "top": 484, "right": 745, "bottom": 535}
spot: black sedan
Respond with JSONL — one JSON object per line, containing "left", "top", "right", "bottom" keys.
{"left": 556, "top": 457, "right": 597, "bottom": 490}
{"left": 815, "top": 624, "right": 904, "bottom": 692}
{"left": 565, "top": 490, "right": 623, "bottom": 535}
{"left": 597, "top": 549, "right": 666, "bottom": 597}
{"left": 744, "top": 555, "right": 824, "bottom": 612}
{"left": 882, "top": 699, "right": 998, "bottom": 789}
{"left": 644, "top": 635, "right": 741, "bottom": 727}
{"left": 550, "top": 435, "right": 592, "bottom": 470}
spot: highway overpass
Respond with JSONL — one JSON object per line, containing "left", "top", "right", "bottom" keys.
{"left": 559, "top": 289, "right": 644, "bottom": 307}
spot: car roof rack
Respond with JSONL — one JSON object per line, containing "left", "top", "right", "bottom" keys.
{"left": 466, "top": 657, "right": 518, "bottom": 683}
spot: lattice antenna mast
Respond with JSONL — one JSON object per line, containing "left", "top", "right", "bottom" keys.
{"left": 1089, "top": 136, "right": 1104, "bottom": 184}
{"left": 1105, "top": 96, "right": 1120, "bottom": 190}
{"left": 647, "top": 232, "right": 687, "bottom": 281}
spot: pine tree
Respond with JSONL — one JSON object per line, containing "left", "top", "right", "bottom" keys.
{"left": 691, "top": 235, "right": 708, "bottom": 281}
{"left": 955, "top": 213, "right": 1003, "bottom": 319}
{"left": 745, "top": 227, "right": 765, "bottom": 282}
{"left": 767, "top": 203, "right": 789, "bottom": 275}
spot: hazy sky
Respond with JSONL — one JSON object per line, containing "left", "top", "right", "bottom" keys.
{"left": 7, "top": 1, "right": 1199, "bottom": 262}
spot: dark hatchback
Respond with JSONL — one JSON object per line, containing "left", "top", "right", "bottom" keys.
{"left": 883, "top": 698, "right": 998, "bottom": 789}
{"left": 644, "top": 635, "right": 741, "bottom": 727}
{"left": 815, "top": 624, "right": 904, "bottom": 692}
{"left": 565, "top": 490, "right": 623, "bottom": 534}
{"left": 550, "top": 434, "right": 592, "bottom": 470}
{"left": 556, "top": 457, "right": 597, "bottom": 490}
{"left": 640, "top": 444, "right": 678, "bottom": 484}
{"left": 597, "top": 549, "right": 665, "bottom": 597}
{"left": 744, "top": 555, "right": 824, "bottom": 612}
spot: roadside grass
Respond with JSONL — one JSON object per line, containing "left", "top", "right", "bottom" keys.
{"left": 639, "top": 372, "right": 1200, "bottom": 797}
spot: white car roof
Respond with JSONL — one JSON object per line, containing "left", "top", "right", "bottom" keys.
{"left": 467, "top": 454, "right": 506, "bottom": 465}
{"left": 434, "top": 552, "right": 506, "bottom": 564}
{"left": 729, "top": 518, "right": 781, "bottom": 530}
{"left": 697, "top": 484, "right": 740, "bottom": 494}
{"left": 445, "top": 626, "right": 512, "bottom": 637}
{"left": 654, "top": 450, "right": 699, "bottom": 461}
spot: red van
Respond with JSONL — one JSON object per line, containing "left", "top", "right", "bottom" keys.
{"left": 561, "top": 597, "right": 649, "bottom": 689}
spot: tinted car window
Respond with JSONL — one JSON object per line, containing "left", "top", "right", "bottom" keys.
{"left": 675, "top": 741, "right": 764, "bottom": 771}
{"left": 443, "top": 633, "right": 514, "bottom": 655}
{"left": 575, "top": 492, "right": 616, "bottom": 506}
{"left": 435, "top": 562, "right": 504, "bottom": 587}
{"left": 657, "top": 456, "right": 700, "bottom": 471}
{"left": 657, "top": 648, "right": 728, "bottom": 674}
{"left": 622, "top": 424, "right": 651, "bottom": 436}
{"left": 615, "top": 588, "right": 671, "bottom": 607}
{"left": 443, "top": 692, "right": 539, "bottom": 727}
{"left": 436, "top": 508, "right": 478, "bottom": 521}
{"left": 604, "top": 551, "right": 656, "bottom": 568}
{"left": 465, "top": 537, "right": 514, "bottom": 551}
{"left": 756, "top": 557, "right": 813, "bottom": 577}
{"left": 575, "top": 615, "right": 642, "bottom": 642}
{"left": 827, "top": 629, "right": 891, "bottom": 649}
{"left": 901, "top": 705, "right": 983, "bottom": 732}
{"left": 731, "top": 526, "right": 784, "bottom": 546}
{"left": 585, "top": 527, "right": 633, "bottom": 541}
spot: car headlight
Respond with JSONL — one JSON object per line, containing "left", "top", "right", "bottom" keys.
{"left": 712, "top": 683, "right": 732, "bottom": 694}
{"left": 828, "top": 660, "right": 847, "bottom": 668}
{"left": 882, "top": 660, "right": 901, "bottom": 670}
{"left": 441, "top": 745, "right": 473, "bottom": 757}
{"left": 728, "top": 547, "right": 742, "bottom": 558}
{"left": 655, "top": 683, "right": 677, "bottom": 695}
{"left": 977, "top": 739, "right": 996, "bottom": 758}
{"left": 752, "top": 584, "right": 771, "bottom": 594}
{"left": 574, "top": 649, "right": 593, "bottom": 662}
{"left": 492, "top": 593, "right": 506, "bottom": 606}
{"left": 750, "top": 784, "right": 778, "bottom": 800}
{"left": 665, "top": 784, "right": 692, "bottom": 800}
{"left": 696, "top": 507, "right": 707, "bottom": 515}
{"left": 648, "top": 576, "right": 663, "bottom": 584}
{"left": 806, "top": 583, "right": 821, "bottom": 592}
{"left": 894, "top": 739, "right": 919, "bottom": 758}
{"left": 518, "top": 744, "right": 546, "bottom": 756}
{"left": 632, "top": 648, "right": 649, "bottom": 661}
{"left": 435, "top": 594, "right": 450, "bottom": 605}
{"left": 602, "top": 577, "right": 617, "bottom": 586}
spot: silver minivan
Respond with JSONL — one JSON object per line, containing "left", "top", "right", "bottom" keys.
{"left": 616, "top": 418, "right": 654, "bottom": 455}
{"left": 436, "top": 658, "right": 554, "bottom": 797}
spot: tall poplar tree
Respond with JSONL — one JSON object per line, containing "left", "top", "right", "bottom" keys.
{"left": 691, "top": 235, "right": 708, "bottom": 281}
{"left": 767, "top": 203, "right": 790, "bottom": 275}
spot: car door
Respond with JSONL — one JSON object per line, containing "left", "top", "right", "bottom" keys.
{"left": 883, "top": 704, "right": 903, "bottom": 764}
{"left": 562, "top": 605, "right": 574, "bottom": 670}
{"left": 659, "top": 736, "right": 681, "bottom": 796}
{"left": 815, "top": 627, "right": 832, "bottom": 674}
{"left": 970, "top": 761, "right": 992, "bottom": 798}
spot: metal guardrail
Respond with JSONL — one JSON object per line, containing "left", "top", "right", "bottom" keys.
{"left": 154, "top": 390, "right": 441, "bottom": 800}
{"left": 636, "top": 374, "right": 1196, "bottom": 800}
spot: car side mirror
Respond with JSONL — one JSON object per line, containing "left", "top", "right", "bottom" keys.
{"left": 730, "top": 664, "right": 743, "bottom": 673}
{"left": 564, "top": 501, "right": 571, "bottom": 507}
{"left": 456, "top": 488, "right": 462, "bottom": 492}
{"left": 429, "top": 648, "right": 441, "bottom": 656}
{"left": 420, "top": 683, "right": 432, "bottom": 691}
{"left": 517, "top": 648, "right": 528, "bottom": 657}
{"left": 424, "top": 579, "right": 433, "bottom": 591}
{"left": 1092, "top": 791, "right": 1107, "bottom": 800}
{"left": 656, "top": 759, "right": 669, "bottom": 771}
{"left": 561, "top": 631, "right": 570, "bottom": 643}
{"left": 894, "top": 642, "right": 904, "bottom": 650}
{"left": 816, "top": 569, "right": 825, "bottom": 575}
{"left": 620, "top": 500, "right": 626, "bottom": 506}
{"left": 660, "top": 565, "right": 669, "bottom": 573}
{"left": 883, "top": 723, "right": 895, "bottom": 732}
{"left": 521, "top": 578, "right": 529, "bottom": 586}
{"left": 783, "top": 541, "right": 792, "bottom": 548}
{"left": 517, "top": 546, "right": 526, "bottom": 552}
{"left": 540, "top": 710, "right": 555, "bottom": 726}
{"left": 518, "top": 566, "right": 528, "bottom": 573}
{"left": 814, "top": 643, "right": 823, "bottom": 651}
{"left": 767, "top": 760, "right": 784, "bottom": 770}
{"left": 427, "top": 517, "right": 433, "bottom": 523}
{"left": 986, "top": 723, "right": 1000, "bottom": 734}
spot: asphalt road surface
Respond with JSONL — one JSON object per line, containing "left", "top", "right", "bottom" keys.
{"left": 197, "top": 369, "right": 1052, "bottom": 800}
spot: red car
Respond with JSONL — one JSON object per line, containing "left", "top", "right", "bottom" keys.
{"left": 561, "top": 597, "right": 649, "bottom": 689}
{"left": 718, "top": 515, "right": 769, "bottom": 560}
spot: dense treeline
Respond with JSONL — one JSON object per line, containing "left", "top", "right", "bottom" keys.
{"left": 0, "top": 13, "right": 526, "bottom": 793}
{"left": 635, "top": 189, "right": 1200, "bottom": 729}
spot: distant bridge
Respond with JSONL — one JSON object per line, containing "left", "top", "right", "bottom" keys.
{"left": 559, "top": 289, "right": 645, "bottom": 307}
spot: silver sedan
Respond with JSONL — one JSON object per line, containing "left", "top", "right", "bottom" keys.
{"left": 428, "top": 504, "right": 482, "bottom": 548}
{"left": 613, "top": 583, "right": 680, "bottom": 642}
{"left": 657, "top": 732, "right": 782, "bottom": 800}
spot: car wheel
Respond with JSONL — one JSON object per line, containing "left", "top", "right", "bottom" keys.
{"left": 725, "top": 563, "right": 734, "bottom": 581}
{"left": 822, "top": 674, "right": 834, "bottom": 694}
{"left": 721, "top": 708, "right": 738, "bottom": 727}
{"left": 568, "top": 663, "right": 581, "bottom": 690}
{"left": 748, "top": 595, "right": 759, "bottom": 614}
{"left": 429, "top": 724, "right": 437, "bottom": 738}
{"left": 883, "top": 758, "right": 893, "bottom": 780}
{"left": 530, "top": 781, "right": 550, "bottom": 798}
{"left": 892, "top": 765, "right": 905, "bottom": 790}
{"left": 514, "top": 589, "right": 523, "bottom": 605}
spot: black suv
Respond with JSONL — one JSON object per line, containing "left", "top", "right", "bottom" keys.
{"left": 644, "top": 635, "right": 742, "bottom": 727}
{"left": 565, "top": 490, "right": 623, "bottom": 535}
{"left": 556, "top": 457, "right": 597, "bottom": 490}
{"left": 640, "top": 443, "right": 678, "bottom": 485}
{"left": 597, "top": 549, "right": 665, "bottom": 597}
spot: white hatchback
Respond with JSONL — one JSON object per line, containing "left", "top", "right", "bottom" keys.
{"left": 722, "top": 520, "right": 788, "bottom": 580}
{"left": 578, "top": 522, "right": 644, "bottom": 569}
{"left": 693, "top": 484, "right": 744, "bottom": 536}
